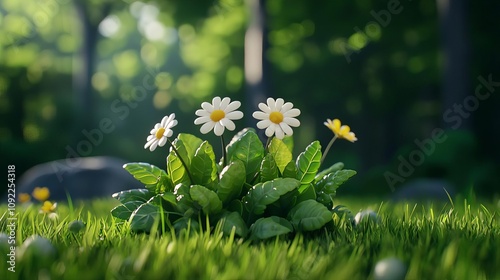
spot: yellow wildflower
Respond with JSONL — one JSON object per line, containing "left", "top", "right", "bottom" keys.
{"left": 324, "top": 119, "right": 357, "bottom": 142}
{"left": 40, "top": 201, "right": 57, "bottom": 214}
{"left": 19, "top": 193, "right": 31, "bottom": 203}
{"left": 32, "top": 187, "right": 50, "bottom": 202}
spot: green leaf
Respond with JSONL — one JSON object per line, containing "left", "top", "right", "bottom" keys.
{"left": 160, "top": 192, "right": 177, "bottom": 206}
{"left": 314, "top": 162, "right": 345, "bottom": 182}
{"left": 226, "top": 130, "right": 264, "bottom": 182}
{"left": 227, "top": 199, "right": 243, "bottom": 215}
{"left": 242, "top": 178, "right": 300, "bottom": 215}
{"left": 189, "top": 185, "right": 223, "bottom": 215}
{"left": 282, "top": 161, "right": 298, "bottom": 178}
{"left": 217, "top": 160, "right": 245, "bottom": 204}
{"left": 296, "top": 141, "right": 322, "bottom": 193}
{"left": 112, "top": 189, "right": 154, "bottom": 203}
{"left": 173, "top": 183, "right": 194, "bottom": 214}
{"left": 123, "top": 163, "right": 169, "bottom": 193}
{"left": 129, "top": 203, "right": 160, "bottom": 232}
{"left": 178, "top": 133, "right": 204, "bottom": 163}
{"left": 314, "top": 170, "right": 357, "bottom": 206}
{"left": 249, "top": 216, "right": 293, "bottom": 240}
{"left": 226, "top": 128, "right": 255, "bottom": 147}
{"left": 288, "top": 200, "right": 332, "bottom": 231}
{"left": 219, "top": 211, "right": 249, "bottom": 237}
{"left": 173, "top": 217, "right": 200, "bottom": 234}
{"left": 146, "top": 193, "right": 178, "bottom": 209}
{"left": 111, "top": 201, "right": 143, "bottom": 220}
{"left": 267, "top": 189, "right": 298, "bottom": 216}
{"left": 259, "top": 154, "right": 279, "bottom": 182}
{"left": 191, "top": 141, "right": 217, "bottom": 187}
{"left": 295, "top": 184, "right": 316, "bottom": 205}
{"left": 282, "top": 135, "right": 294, "bottom": 154}
{"left": 268, "top": 137, "right": 292, "bottom": 173}
{"left": 167, "top": 140, "right": 191, "bottom": 186}
{"left": 154, "top": 172, "right": 173, "bottom": 193}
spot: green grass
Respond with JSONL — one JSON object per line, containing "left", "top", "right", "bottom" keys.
{"left": 1, "top": 197, "right": 499, "bottom": 280}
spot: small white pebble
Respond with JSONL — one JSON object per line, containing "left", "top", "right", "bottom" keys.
{"left": 68, "top": 220, "right": 86, "bottom": 233}
{"left": 19, "top": 235, "right": 56, "bottom": 260}
{"left": 0, "top": 233, "right": 8, "bottom": 243}
{"left": 48, "top": 213, "right": 59, "bottom": 221}
{"left": 0, "top": 233, "right": 10, "bottom": 250}
{"left": 354, "top": 210, "right": 380, "bottom": 226}
{"left": 374, "top": 257, "right": 407, "bottom": 280}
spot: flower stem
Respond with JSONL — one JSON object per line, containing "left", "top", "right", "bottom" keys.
{"left": 321, "top": 135, "right": 338, "bottom": 164}
{"left": 220, "top": 135, "right": 227, "bottom": 166}
{"left": 168, "top": 139, "right": 194, "bottom": 184}
{"left": 265, "top": 136, "right": 273, "bottom": 153}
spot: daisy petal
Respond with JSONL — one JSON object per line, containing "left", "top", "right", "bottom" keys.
{"left": 284, "top": 117, "right": 300, "bottom": 127}
{"left": 226, "top": 111, "right": 243, "bottom": 120}
{"left": 267, "top": 98, "right": 276, "bottom": 111}
{"left": 201, "top": 102, "right": 214, "bottom": 113}
{"left": 160, "top": 116, "right": 169, "bottom": 127}
{"left": 166, "top": 129, "right": 174, "bottom": 138}
{"left": 225, "top": 101, "right": 241, "bottom": 112}
{"left": 221, "top": 119, "right": 236, "bottom": 131}
{"left": 219, "top": 97, "right": 230, "bottom": 110}
{"left": 275, "top": 126, "right": 285, "bottom": 139}
{"left": 214, "top": 122, "right": 225, "bottom": 136}
{"left": 257, "top": 120, "right": 271, "bottom": 129}
{"left": 275, "top": 98, "right": 284, "bottom": 111}
{"left": 265, "top": 125, "right": 276, "bottom": 138}
{"left": 168, "top": 120, "right": 178, "bottom": 129}
{"left": 195, "top": 109, "right": 210, "bottom": 117}
{"left": 258, "top": 103, "right": 271, "bottom": 113}
{"left": 283, "top": 108, "right": 301, "bottom": 118}
{"left": 144, "top": 139, "right": 153, "bottom": 149}
{"left": 194, "top": 116, "right": 211, "bottom": 125}
{"left": 280, "top": 123, "right": 293, "bottom": 135}
{"left": 149, "top": 141, "right": 158, "bottom": 151}
{"left": 252, "top": 111, "right": 268, "bottom": 121}
{"left": 200, "top": 122, "right": 215, "bottom": 134}
{"left": 281, "top": 102, "right": 293, "bottom": 112}
{"left": 158, "top": 137, "right": 167, "bottom": 147}
{"left": 212, "top": 96, "right": 221, "bottom": 108}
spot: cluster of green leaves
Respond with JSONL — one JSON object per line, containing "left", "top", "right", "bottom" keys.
{"left": 111, "top": 129, "right": 356, "bottom": 240}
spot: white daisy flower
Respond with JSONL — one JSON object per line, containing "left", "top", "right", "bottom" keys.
{"left": 194, "top": 96, "right": 244, "bottom": 136}
{"left": 144, "top": 113, "right": 178, "bottom": 152}
{"left": 252, "top": 97, "right": 301, "bottom": 139}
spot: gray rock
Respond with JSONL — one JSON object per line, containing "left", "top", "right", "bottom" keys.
{"left": 391, "top": 178, "right": 456, "bottom": 202}
{"left": 13, "top": 156, "right": 143, "bottom": 201}
{"left": 354, "top": 210, "right": 380, "bottom": 226}
{"left": 374, "top": 257, "right": 407, "bottom": 280}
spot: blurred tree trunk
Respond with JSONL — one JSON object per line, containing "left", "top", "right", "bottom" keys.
{"left": 244, "top": 0, "right": 269, "bottom": 129}
{"left": 6, "top": 69, "right": 26, "bottom": 140}
{"left": 72, "top": 0, "right": 111, "bottom": 143}
{"left": 437, "top": 0, "right": 470, "bottom": 129}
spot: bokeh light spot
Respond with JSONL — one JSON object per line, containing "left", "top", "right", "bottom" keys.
{"left": 153, "top": 91, "right": 172, "bottom": 109}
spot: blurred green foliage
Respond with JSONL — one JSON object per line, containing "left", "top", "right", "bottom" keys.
{"left": 0, "top": 0, "right": 499, "bottom": 195}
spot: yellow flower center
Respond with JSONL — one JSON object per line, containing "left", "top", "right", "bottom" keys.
{"left": 155, "top": 128, "right": 166, "bottom": 139}
{"left": 269, "top": 111, "right": 284, "bottom": 124}
{"left": 210, "top": 109, "right": 226, "bottom": 122}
